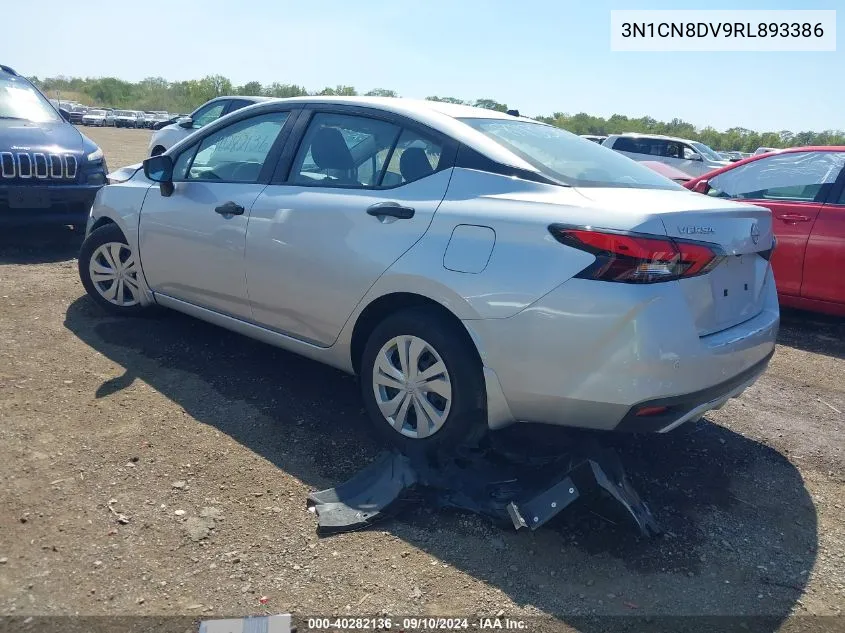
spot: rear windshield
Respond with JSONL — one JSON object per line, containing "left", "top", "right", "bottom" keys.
{"left": 459, "top": 119, "right": 682, "bottom": 190}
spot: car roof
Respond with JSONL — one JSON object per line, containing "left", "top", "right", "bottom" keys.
{"left": 267, "top": 95, "right": 524, "bottom": 120}
{"left": 239, "top": 96, "right": 543, "bottom": 172}
{"left": 609, "top": 132, "right": 698, "bottom": 144}
{"left": 685, "top": 145, "right": 845, "bottom": 184}
{"left": 208, "top": 95, "right": 272, "bottom": 103}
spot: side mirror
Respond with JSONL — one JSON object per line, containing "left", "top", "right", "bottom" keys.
{"left": 143, "top": 154, "right": 175, "bottom": 196}
{"left": 687, "top": 153, "right": 703, "bottom": 161}
{"left": 692, "top": 179, "right": 710, "bottom": 194}
{"left": 59, "top": 108, "right": 71, "bottom": 122}
{"left": 178, "top": 117, "right": 194, "bottom": 129}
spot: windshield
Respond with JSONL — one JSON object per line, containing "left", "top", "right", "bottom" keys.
{"left": 690, "top": 141, "right": 724, "bottom": 162}
{"left": 88, "top": 110, "right": 106, "bottom": 116}
{"left": 460, "top": 119, "right": 682, "bottom": 190}
{"left": 116, "top": 110, "right": 132, "bottom": 116}
{"left": 0, "top": 76, "right": 61, "bottom": 123}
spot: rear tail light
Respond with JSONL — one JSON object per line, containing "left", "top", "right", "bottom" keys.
{"left": 549, "top": 225, "right": 724, "bottom": 284}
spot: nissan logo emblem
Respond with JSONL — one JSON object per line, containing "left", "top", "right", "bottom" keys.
{"left": 750, "top": 223, "right": 760, "bottom": 245}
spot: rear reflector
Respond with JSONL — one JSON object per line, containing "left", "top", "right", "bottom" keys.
{"left": 635, "top": 405, "right": 669, "bottom": 417}
{"left": 549, "top": 225, "right": 724, "bottom": 284}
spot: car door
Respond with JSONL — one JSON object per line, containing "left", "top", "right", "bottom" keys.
{"left": 801, "top": 158, "right": 845, "bottom": 305}
{"left": 244, "top": 107, "right": 456, "bottom": 346}
{"left": 704, "top": 151, "right": 845, "bottom": 296}
{"left": 679, "top": 144, "right": 707, "bottom": 177}
{"left": 138, "top": 108, "right": 296, "bottom": 318}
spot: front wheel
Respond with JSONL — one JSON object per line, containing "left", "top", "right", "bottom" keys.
{"left": 78, "top": 223, "right": 148, "bottom": 316}
{"left": 360, "top": 307, "right": 487, "bottom": 454}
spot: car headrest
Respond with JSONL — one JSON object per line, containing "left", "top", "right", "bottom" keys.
{"left": 399, "top": 147, "right": 433, "bottom": 182}
{"left": 311, "top": 127, "right": 354, "bottom": 171}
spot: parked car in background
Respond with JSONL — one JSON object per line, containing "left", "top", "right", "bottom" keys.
{"left": 640, "top": 160, "right": 694, "bottom": 184}
{"left": 147, "top": 95, "right": 271, "bottom": 156}
{"left": 579, "top": 134, "right": 607, "bottom": 144}
{"left": 81, "top": 109, "right": 114, "bottom": 127}
{"left": 69, "top": 105, "right": 88, "bottom": 125}
{"left": 602, "top": 134, "right": 731, "bottom": 178}
{"left": 145, "top": 112, "right": 171, "bottom": 129}
{"left": 0, "top": 64, "right": 108, "bottom": 228}
{"left": 722, "top": 151, "right": 744, "bottom": 162}
{"left": 81, "top": 96, "right": 777, "bottom": 452}
{"left": 754, "top": 147, "right": 780, "bottom": 156}
{"left": 684, "top": 147, "right": 845, "bottom": 316}
{"left": 114, "top": 110, "right": 145, "bottom": 128}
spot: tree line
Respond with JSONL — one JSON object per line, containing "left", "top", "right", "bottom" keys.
{"left": 30, "top": 74, "right": 844, "bottom": 152}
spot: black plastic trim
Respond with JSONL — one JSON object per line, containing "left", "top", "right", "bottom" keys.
{"left": 614, "top": 349, "right": 775, "bottom": 433}
{"left": 454, "top": 145, "right": 558, "bottom": 186}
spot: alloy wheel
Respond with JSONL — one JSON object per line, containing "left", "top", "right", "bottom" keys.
{"left": 372, "top": 335, "right": 452, "bottom": 439}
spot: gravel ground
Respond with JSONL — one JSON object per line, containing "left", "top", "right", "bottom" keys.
{"left": 0, "top": 126, "right": 843, "bottom": 632}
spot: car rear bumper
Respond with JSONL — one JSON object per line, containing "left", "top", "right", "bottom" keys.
{"left": 466, "top": 269, "right": 779, "bottom": 432}
{"left": 0, "top": 184, "right": 101, "bottom": 226}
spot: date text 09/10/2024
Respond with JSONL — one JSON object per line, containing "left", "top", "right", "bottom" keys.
{"left": 305, "top": 617, "right": 528, "bottom": 630}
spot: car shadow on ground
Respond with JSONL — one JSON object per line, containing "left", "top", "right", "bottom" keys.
{"left": 64, "top": 298, "right": 817, "bottom": 630}
{"left": 0, "top": 226, "right": 83, "bottom": 265}
{"left": 778, "top": 308, "right": 845, "bottom": 360}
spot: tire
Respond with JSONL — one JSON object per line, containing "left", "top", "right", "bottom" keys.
{"left": 360, "top": 307, "right": 487, "bottom": 455}
{"left": 150, "top": 145, "right": 165, "bottom": 157}
{"left": 78, "top": 223, "right": 148, "bottom": 316}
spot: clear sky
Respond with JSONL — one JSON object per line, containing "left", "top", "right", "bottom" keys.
{"left": 2, "top": 0, "right": 841, "bottom": 132}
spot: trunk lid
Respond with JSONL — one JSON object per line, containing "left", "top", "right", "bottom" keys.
{"left": 573, "top": 188, "right": 775, "bottom": 336}
{"left": 660, "top": 205, "right": 774, "bottom": 336}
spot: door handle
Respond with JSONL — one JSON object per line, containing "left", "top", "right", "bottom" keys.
{"left": 779, "top": 213, "right": 810, "bottom": 223}
{"left": 215, "top": 201, "right": 245, "bottom": 216}
{"left": 366, "top": 202, "right": 415, "bottom": 220}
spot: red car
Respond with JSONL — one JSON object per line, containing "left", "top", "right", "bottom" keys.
{"left": 639, "top": 160, "right": 694, "bottom": 184}
{"left": 684, "top": 147, "right": 845, "bottom": 317}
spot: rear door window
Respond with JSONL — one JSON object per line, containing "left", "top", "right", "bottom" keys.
{"left": 290, "top": 113, "right": 401, "bottom": 187}
{"left": 227, "top": 99, "right": 256, "bottom": 114}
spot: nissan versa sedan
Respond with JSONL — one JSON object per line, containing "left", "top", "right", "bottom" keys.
{"left": 78, "top": 97, "right": 779, "bottom": 452}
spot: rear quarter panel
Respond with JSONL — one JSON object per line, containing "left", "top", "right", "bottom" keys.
{"left": 351, "top": 168, "right": 670, "bottom": 321}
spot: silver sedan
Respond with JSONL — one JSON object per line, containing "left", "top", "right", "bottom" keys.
{"left": 78, "top": 97, "right": 779, "bottom": 452}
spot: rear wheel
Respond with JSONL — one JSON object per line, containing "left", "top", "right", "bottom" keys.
{"left": 360, "top": 307, "right": 487, "bottom": 454}
{"left": 150, "top": 146, "right": 165, "bottom": 157}
{"left": 78, "top": 223, "right": 148, "bottom": 316}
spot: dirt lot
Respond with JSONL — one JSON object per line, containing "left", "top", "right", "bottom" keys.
{"left": 0, "top": 126, "right": 843, "bottom": 632}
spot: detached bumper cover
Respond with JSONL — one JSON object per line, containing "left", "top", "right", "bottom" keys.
{"left": 307, "top": 441, "right": 661, "bottom": 538}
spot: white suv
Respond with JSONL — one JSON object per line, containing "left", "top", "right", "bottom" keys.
{"left": 147, "top": 95, "right": 271, "bottom": 156}
{"left": 602, "top": 134, "right": 730, "bottom": 178}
